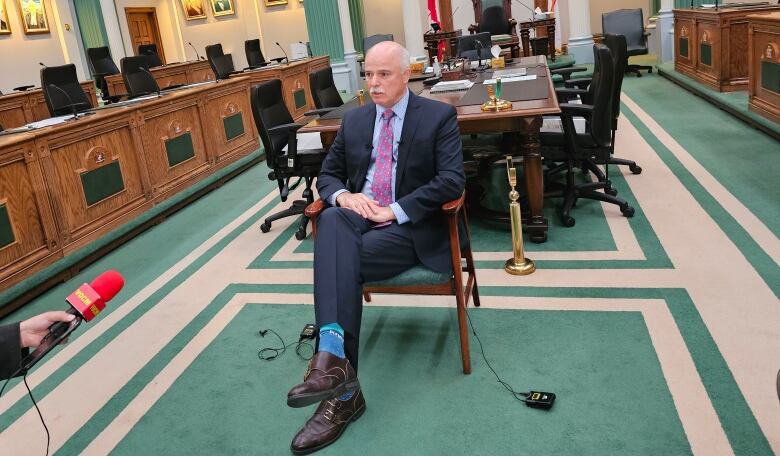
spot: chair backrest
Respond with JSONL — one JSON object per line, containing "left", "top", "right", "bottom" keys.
{"left": 309, "top": 67, "right": 343, "bottom": 110}
{"left": 40, "top": 64, "right": 93, "bottom": 117}
{"left": 245, "top": 39, "right": 266, "bottom": 67}
{"left": 456, "top": 32, "right": 492, "bottom": 61}
{"left": 250, "top": 79, "right": 294, "bottom": 169}
{"left": 121, "top": 56, "right": 160, "bottom": 98}
{"left": 206, "top": 44, "right": 235, "bottom": 79}
{"left": 602, "top": 9, "right": 645, "bottom": 50}
{"left": 87, "top": 46, "right": 119, "bottom": 77}
{"left": 480, "top": 5, "right": 510, "bottom": 36}
{"left": 602, "top": 33, "right": 628, "bottom": 126}
{"left": 138, "top": 43, "right": 163, "bottom": 67}
{"left": 363, "top": 34, "right": 393, "bottom": 54}
{"left": 587, "top": 44, "right": 615, "bottom": 148}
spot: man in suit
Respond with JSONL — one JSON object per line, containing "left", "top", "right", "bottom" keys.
{"left": 1, "top": 311, "right": 75, "bottom": 380}
{"left": 286, "top": 41, "right": 465, "bottom": 454}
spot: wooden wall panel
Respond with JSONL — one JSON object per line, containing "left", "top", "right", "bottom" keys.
{"left": 202, "top": 84, "right": 256, "bottom": 163}
{"left": 748, "top": 13, "right": 780, "bottom": 123}
{"left": 138, "top": 101, "right": 211, "bottom": 196}
{"left": 0, "top": 97, "right": 32, "bottom": 130}
{"left": 0, "top": 142, "right": 61, "bottom": 284}
{"left": 40, "top": 118, "right": 149, "bottom": 250}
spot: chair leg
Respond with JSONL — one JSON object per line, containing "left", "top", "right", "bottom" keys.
{"left": 609, "top": 157, "right": 642, "bottom": 174}
{"left": 463, "top": 248, "right": 480, "bottom": 308}
{"left": 362, "top": 291, "right": 372, "bottom": 302}
{"left": 259, "top": 200, "right": 307, "bottom": 233}
{"left": 456, "top": 290, "right": 471, "bottom": 375}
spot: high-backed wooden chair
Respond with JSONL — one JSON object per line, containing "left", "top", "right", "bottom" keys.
{"left": 468, "top": 0, "right": 520, "bottom": 59}
{"left": 304, "top": 193, "right": 481, "bottom": 374}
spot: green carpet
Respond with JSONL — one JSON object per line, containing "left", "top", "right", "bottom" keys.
{"left": 109, "top": 303, "right": 690, "bottom": 456}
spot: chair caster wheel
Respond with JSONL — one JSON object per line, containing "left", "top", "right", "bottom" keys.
{"left": 562, "top": 216, "right": 575, "bottom": 227}
{"left": 621, "top": 205, "right": 635, "bottom": 218}
{"left": 260, "top": 222, "right": 271, "bottom": 233}
{"left": 630, "top": 164, "right": 642, "bottom": 174}
{"left": 606, "top": 187, "right": 618, "bottom": 196}
{"left": 295, "top": 228, "right": 307, "bottom": 240}
{"left": 649, "top": 68, "right": 653, "bottom": 74}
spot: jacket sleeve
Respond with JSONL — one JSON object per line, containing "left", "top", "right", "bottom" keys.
{"left": 316, "top": 119, "right": 349, "bottom": 204}
{"left": 0, "top": 323, "right": 27, "bottom": 380}
{"left": 395, "top": 106, "right": 465, "bottom": 223}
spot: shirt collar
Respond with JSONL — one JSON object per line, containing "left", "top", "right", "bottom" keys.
{"left": 375, "top": 89, "right": 410, "bottom": 122}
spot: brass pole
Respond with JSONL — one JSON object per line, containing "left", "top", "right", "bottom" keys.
{"left": 504, "top": 155, "right": 536, "bottom": 275}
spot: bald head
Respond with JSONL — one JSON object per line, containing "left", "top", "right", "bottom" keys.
{"left": 364, "top": 41, "right": 411, "bottom": 108}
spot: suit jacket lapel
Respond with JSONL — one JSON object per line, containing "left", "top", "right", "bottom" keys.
{"left": 395, "top": 90, "right": 421, "bottom": 195}
{"left": 353, "top": 102, "right": 376, "bottom": 192}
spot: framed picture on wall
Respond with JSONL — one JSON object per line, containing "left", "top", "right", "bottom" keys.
{"left": 265, "top": 0, "right": 287, "bottom": 6}
{"left": 0, "top": 0, "right": 12, "bottom": 35}
{"left": 18, "top": 0, "right": 49, "bottom": 34}
{"left": 210, "top": 0, "right": 234, "bottom": 16}
{"left": 180, "top": 0, "right": 206, "bottom": 20}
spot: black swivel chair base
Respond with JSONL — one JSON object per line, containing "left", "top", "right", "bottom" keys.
{"left": 626, "top": 63, "right": 653, "bottom": 77}
{"left": 260, "top": 199, "right": 311, "bottom": 240}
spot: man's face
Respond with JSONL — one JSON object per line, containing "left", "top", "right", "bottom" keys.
{"left": 364, "top": 45, "right": 410, "bottom": 108}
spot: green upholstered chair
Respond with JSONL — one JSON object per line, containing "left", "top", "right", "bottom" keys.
{"left": 305, "top": 193, "right": 481, "bottom": 374}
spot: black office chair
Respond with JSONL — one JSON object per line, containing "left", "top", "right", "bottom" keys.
{"left": 456, "top": 32, "right": 492, "bottom": 61}
{"left": 307, "top": 67, "right": 343, "bottom": 116}
{"left": 40, "top": 64, "right": 93, "bottom": 117}
{"left": 251, "top": 79, "right": 327, "bottom": 240}
{"left": 138, "top": 43, "right": 163, "bottom": 67}
{"left": 540, "top": 44, "right": 634, "bottom": 227}
{"left": 206, "top": 44, "right": 242, "bottom": 80}
{"left": 557, "top": 34, "right": 643, "bottom": 191}
{"left": 245, "top": 39, "right": 285, "bottom": 69}
{"left": 602, "top": 9, "right": 652, "bottom": 77}
{"left": 87, "top": 46, "right": 125, "bottom": 103}
{"left": 121, "top": 56, "right": 160, "bottom": 98}
{"left": 359, "top": 34, "right": 394, "bottom": 76}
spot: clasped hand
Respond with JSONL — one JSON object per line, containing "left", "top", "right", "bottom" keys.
{"left": 336, "top": 192, "right": 396, "bottom": 223}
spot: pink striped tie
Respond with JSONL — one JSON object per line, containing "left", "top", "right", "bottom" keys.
{"left": 371, "top": 108, "right": 395, "bottom": 207}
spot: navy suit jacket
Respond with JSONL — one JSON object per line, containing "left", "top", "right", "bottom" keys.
{"left": 0, "top": 323, "right": 26, "bottom": 380}
{"left": 316, "top": 90, "right": 465, "bottom": 273}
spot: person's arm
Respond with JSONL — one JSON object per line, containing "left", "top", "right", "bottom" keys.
{"left": 316, "top": 121, "right": 350, "bottom": 205}
{"left": 394, "top": 106, "right": 465, "bottom": 223}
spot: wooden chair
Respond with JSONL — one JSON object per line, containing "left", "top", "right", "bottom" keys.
{"left": 468, "top": 0, "right": 520, "bottom": 60}
{"left": 304, "top": 193, "right": 481, "bottom": 374}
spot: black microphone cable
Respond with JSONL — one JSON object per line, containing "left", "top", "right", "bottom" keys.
{"left": 1, "top": 369, "right": 52, "bottom": 456}
{"left": 257, "top": 328, "right": 313, "bottom": 362}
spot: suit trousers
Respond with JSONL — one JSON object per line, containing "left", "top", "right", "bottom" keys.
{"left": 313, "top": 207, "right": 419, "bottom": 371}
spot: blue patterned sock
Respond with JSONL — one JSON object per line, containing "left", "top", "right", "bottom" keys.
{"left": 318, "top": 323, "right": 345, "bottom": 359}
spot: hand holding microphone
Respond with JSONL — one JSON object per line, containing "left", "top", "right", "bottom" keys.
{"left": 18, "top": 270, "right": 124, "bottom": 375}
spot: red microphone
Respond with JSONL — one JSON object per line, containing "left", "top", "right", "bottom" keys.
{"left": 20, "top": 270, "right": 124, "bottom": 373}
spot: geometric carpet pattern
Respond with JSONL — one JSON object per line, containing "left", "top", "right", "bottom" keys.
{"left": 0, "top": 72, "right": 778, "bottom": 455}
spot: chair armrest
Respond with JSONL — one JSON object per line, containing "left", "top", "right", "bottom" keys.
{"left": 559, "top": 103, "right": 594, "bottom": 118}
{"left": 271, "top": 57, "right": 286, "bottom": 64}
{"left": 550, "top": 65, "right": 588, "bottom": 80}
{"left": 305, "top": 199, "right": 326, "bottom": 218}
{"left": 304, "top": 108, "right": 334, "bottom": 117}
{"left": 441, "top": 193, "right": 465, "bottom": 215}
{"left": 555, "top": 87, "right": 587, "bottom": 102}
{"left": 564, "top": 77, "right": 592, "bottom": 89}
{"left": 267, "top": 122, "right": 304, "bottom": 135}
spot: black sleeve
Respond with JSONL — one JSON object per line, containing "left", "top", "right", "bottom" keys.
{"left": 0, "top": 323, "right": 27, "bottom": 380}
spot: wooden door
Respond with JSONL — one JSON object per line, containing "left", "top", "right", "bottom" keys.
{"left": 125, "top": 8, "right": 165, "bottom": 64}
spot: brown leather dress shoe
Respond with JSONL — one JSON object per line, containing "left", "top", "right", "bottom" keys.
{"left": 290, "top": 389, "right": 366, "bottom": 455}
{"left": 287, "top": 351, "right": 360, "bottom": 408}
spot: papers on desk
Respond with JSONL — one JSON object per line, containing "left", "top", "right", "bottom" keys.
{"left": 483, "top": 75, "right": 537, "bottom": 84}
{"left": 430, "top": 80, "right": 474, "bottom": 93}
{"left": 493, "top": 68, "right": 527, "bottom": 78}
{"left": 25, "top": 115, "right": 74, "bottom": 129}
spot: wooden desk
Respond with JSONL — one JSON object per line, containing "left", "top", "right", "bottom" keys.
{"left": 300, "top": 55, "right": 559, "bottom": 242}
{"left": 228, "top": 56, "right": 331, "bottom": 120}
{"left": 518, "top": 17, "right": 557, "bottom": 62}
{"left": 104, "top": 60, "right": 216, "bottom": 96}
{"left": 674, "top": 5, "right": 780, "bottom": 92}
{"left": 0, "top": 78, "right": 258, "bottom": 291}
{"left": 748, "top": 12, "right": 780, "bottom": 123}
{"left": 0, "top": 81, "right": 98, "bottom": 129}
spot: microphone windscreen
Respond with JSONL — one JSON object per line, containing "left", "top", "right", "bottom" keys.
{"left": 91, "top": 270, "right": 124, "bottom": 302}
